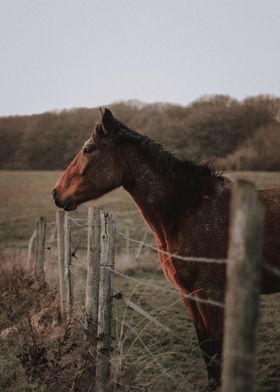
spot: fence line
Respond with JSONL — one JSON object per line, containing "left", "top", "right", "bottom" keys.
{"left": 109, "top": 268, "right": 225, "bottom": 309}
{"left": 26, "top": 208, "right": 280, "bottom": 319}
{"left": 59, "top": 216, "right": 227, "bottom": 264}
{"left": 116, "top": 229, "right": 227, "bottom": 264}
{"left": 24, "top": 178, "right": 279, "bottom": 391}
{"left": 42, "top": 214, "right": 280, "bottom": 277}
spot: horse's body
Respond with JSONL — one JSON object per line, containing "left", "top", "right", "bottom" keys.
{"left": 53, "top": 108, "right": 280, "bottom": 387}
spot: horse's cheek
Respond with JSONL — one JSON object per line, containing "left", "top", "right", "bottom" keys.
{"left": 93, "top": 167, "right": 121, "bottom": 190}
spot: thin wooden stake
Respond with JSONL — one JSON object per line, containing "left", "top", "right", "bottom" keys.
{"left": 85, "top": 207, "right": 101, "bottom": 344}
{"left": 34, "top": 216, "right": 46, "bottom": 279}
{"left": 27, "top": 229, "right": 37, "bottom": 270}
{"left": 56, "top": 210, "right": 66, "bottom": 320}
{"left": 221, "top": 180, "right": 264, "bottom": 392}
{"left": 96, "top": 211, "right": 115, "bottom": 392}
{"left": 64, "top": 212, "right": 73, "bottom": 318}
{"left": 48, "top": 225, "right": 57, "bottom": 244}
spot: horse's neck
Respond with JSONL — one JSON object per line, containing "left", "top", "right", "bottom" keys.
{"left": 123, "top": 160, "right": 179, "bottom": 245}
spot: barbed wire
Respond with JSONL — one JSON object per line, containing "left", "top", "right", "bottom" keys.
{"left": 109, "top": 267, "right": 225, "bottom": 309}
{"left": 116, "top": 229, "right": 227, "bottom": 265}
{"left": 43, "top": 216, "right": 280, "bottom": 278}
{"left": 41, "top": 213, "right": 279, "bottom": 388}
{"left": 69, "top": 216, "right": 280, "bottom": 277}
{"left": 70, "top": 218, "right": 89, "bottom": 222}
{"left": 37, "top": 215, "right": 280, "bottom": 280}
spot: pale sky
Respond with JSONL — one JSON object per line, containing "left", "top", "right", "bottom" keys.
{"left": 0, "top": 0, "right": 279, "bottom": 116}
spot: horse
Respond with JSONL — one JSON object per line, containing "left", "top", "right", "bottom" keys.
{"left": 52, "top": 108, "right": 280, "bottom": 388}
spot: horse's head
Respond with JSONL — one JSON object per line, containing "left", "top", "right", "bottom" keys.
{"left": 52, "top": 108, "right": 126, "bottom": 211}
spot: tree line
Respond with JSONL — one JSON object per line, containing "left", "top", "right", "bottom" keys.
{"left": 0, "top": 95, "right": 279, "bottom": 171}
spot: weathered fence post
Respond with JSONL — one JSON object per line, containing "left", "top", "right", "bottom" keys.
{"left": 85, "top": 207, "right": 101, "bottom": 344}
{"left": 48, "top": 225, "right": 57, "bottom": 244}
{"left": 96, "top": 211, "right": 115, "bottom": 392}
{"left": 64, "top": 212, "right": 73, "bottom": 319}
{"left": 27, "top": 229, "right": 37, "bottom": 270}
{"left": 34, "top": 216, "right": 46, "bottom": 279}
{"left": 56, "top": 210, "right": 67, "bottom": 320}
{"left": 221, "top": 180, "right": 264, "bottom": 392}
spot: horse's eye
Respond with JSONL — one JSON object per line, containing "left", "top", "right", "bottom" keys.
{"left": 83, "top": 146, "right": 93, "bottom": 154}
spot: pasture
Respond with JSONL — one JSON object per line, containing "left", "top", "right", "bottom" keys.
{"left": 1, "top": 170, "right": 280, "bottom": 246}
{"left": 0, "top": 170, "right": 280, "bottom": 391}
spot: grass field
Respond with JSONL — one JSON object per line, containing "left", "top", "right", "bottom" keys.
{"left": 1, "top": 170, "right": 280, "bottom": 246}
{"left": 0, "top": 170, "right": 280, "bottom": 391}
{"left": 0, "top": 170, "right": 146, "bottom": 246}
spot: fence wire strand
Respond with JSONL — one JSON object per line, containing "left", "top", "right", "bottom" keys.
{"left": 109, "top": 267, "right": 225, "bottom": 309}
{"left": 26, "top": 209, "right": 279, "bottom": 391}
{"left": 116, "top": 229, "right": 227, "bottom": 265}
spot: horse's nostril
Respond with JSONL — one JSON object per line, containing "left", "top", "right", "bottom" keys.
{"left": 52, "top": 189, "right": 56, "bottom": 199}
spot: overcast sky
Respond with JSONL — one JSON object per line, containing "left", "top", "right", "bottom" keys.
{"left": 0, "top": 0, "right": 279, "bottom": 116}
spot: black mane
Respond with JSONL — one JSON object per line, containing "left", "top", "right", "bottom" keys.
{"left": 114, "top": 125, "right": 220, "bottom": 191}
{"left": 92, "top": 115, "right": 220, "bottom": 191}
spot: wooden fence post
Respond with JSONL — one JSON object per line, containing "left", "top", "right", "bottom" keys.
{"left": 96, "top": 211, "right": 115, "bottom": 392}
{"left": 27, "top": 229, "right": 37, "bottom": 270}
{"left": 34, "top": 216, "right": 46, "bottom": 279}
{"left": 221, "top": 180, "right": 264, "bottom": 392}
{"left": 48, "top": 225, "right": 57, "bottom": 244}
{"left": 64, "top": 212, "right": 73, "bottom": 319}
{"left": 56, "top": 210, "right": 67, "bottom": 320}
{"left": 85, "top": 207, "right": 101, "bottom": 344}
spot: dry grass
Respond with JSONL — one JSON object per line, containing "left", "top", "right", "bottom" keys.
{"left": 0, "top": 170, "right": 280, "bottom": 391}
{"left": 32, "top": 245, "right": 280, "bottom": 391}
{"left": 0, "top": 264, "right": 279, "bottom": 392}
{"left": 0, "top": 252, "right": 104, "bottom": 392}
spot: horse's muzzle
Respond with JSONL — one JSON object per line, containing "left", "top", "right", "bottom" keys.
{"left": 52, "top": 189, "right": 78, "bottom": 211}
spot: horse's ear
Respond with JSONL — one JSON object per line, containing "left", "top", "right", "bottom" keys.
{"left": 99, "top": 107, "right": 104, "bottom": 120}
{"left": 100, "top": 108, "right": 116, "bottom": 133}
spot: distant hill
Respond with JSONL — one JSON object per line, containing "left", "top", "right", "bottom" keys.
{"left": 0, "top": 95, "right": 280, "bottom": 171}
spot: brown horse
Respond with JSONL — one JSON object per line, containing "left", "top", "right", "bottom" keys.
{"left": 52, "top": 108, "right": 280, "bottom": 387}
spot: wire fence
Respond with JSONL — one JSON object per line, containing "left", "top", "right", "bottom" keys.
{"left": 25, "top": 180, "right": 280, "bottom": 392}
{"left": 31, "top": 212, "right": 280, "bottom": 310}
